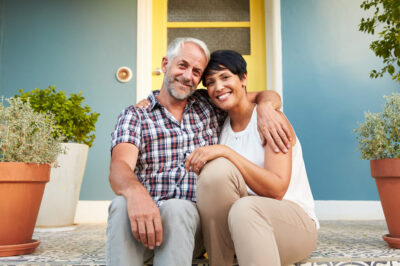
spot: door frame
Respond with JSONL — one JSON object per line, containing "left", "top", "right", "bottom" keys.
{"left": 136, "top": 0, "right": 283, "bottom": 102}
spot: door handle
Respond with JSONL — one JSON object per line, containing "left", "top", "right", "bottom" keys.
{"left": 153, "top": 68, "right": 163, "bottom": 75}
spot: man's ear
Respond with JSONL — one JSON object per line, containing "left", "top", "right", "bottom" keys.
{"left": 161, "top": 57, "right": 168, "bottom": 73}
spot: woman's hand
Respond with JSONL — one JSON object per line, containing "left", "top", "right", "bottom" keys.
{"left": 186, "top": 145, "right": 228, "bottom": 175}
{"left": 135, "top": 98, "right": 151, "bottom": 108}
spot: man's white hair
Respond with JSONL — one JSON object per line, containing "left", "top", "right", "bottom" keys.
{"left": 166, "top": 37, "right": 210, "bottom": 65}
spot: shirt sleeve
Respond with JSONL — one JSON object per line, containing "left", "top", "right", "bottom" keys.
{"left": 195, "top": 89, "right": 227, "bottom": 126}
{"left": 110, "top": 106, "right": 141, "bottom": 152}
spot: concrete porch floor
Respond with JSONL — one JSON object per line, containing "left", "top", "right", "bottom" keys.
{"left": 0, "top": 220, "right": 400, "bottom": 266}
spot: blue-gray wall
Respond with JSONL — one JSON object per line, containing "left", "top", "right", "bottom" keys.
{"left": 1, "top": 0, "right": 397, "bottom": 201}
{"left": 281, "top": 0, "right": 398, "bottom": 200}
{"left": 0, "top": 0, "right": 137, "bottom": 200}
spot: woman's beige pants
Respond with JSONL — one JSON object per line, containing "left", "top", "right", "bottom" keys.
{"left": 197, "top": 158, "right": 317, "bottom": 266}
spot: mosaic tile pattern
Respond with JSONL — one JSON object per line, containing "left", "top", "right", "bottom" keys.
{"left": 295, "top": 220, "right": 400, "bottom": 266}
{"left": 0, "top": 221, "right": 399, "bottom": 265}
{"left": 0, "top": 224, "right": 106, "bottom": 266}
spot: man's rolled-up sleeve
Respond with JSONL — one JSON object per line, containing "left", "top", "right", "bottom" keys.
{"left": 111, "top": 107, "right": 141, "bottom": 152}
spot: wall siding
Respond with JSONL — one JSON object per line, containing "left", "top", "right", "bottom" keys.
{"left": 0, "top": 0, "right": 138, "bottom": 200}
{"left": 281, "top": 0, "right": 398, "bottom": 200}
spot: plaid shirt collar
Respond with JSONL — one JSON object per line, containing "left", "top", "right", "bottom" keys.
{"left": 148, "top": 90, "right": 196, "bottom": 112}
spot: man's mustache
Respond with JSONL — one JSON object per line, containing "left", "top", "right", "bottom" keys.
{"left": 174, "top": 77, "right": 194, "bottom": 88}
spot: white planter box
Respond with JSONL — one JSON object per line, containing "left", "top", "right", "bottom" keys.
{"left": 36, "top": 143, "right": 89, "bottom": 227}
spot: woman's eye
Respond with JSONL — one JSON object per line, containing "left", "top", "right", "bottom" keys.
{"left": 206, "top": 81, "right": 214, "bottom": 86}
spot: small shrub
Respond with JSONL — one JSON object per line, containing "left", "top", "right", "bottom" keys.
{"left": 355, "top": 93, "right": 400, "bottom": 159}
{"left": 16, "top": 86, "right": 100, "bottom": 147}
{"left": 0, "top": 97, "right": 65, "bottom": 164}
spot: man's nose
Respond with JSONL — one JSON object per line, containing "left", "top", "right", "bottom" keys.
{"left": 182, "top": 69, "right": 192, "bottom": 81}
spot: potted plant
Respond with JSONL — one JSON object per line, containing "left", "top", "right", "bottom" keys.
{"left": 0, "top": 97, "right": 64, "bottom": 256}
{"left": 15, "top": 86, "right": 100, "bottom": 228}
{"left": 357, "top": 0, "right": 400, "bottom": 249}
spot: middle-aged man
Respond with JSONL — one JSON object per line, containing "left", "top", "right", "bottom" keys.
{"left": 106, "top": 37, "right": 291, "bottom": 266}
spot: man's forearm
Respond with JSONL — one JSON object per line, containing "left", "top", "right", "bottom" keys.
{"left": 109, "top": 160, "right": 146, "bottom": 198}
{"left": 254, "top": 90, "right": 282, "bottom": 110}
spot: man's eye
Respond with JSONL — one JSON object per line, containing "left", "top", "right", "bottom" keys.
{"left": 206, "top": 81, "right": 214, "bottom": 86}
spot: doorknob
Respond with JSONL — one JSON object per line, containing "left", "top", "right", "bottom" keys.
{"left": 153, "top": 68, "right": 163, "bottom": 75}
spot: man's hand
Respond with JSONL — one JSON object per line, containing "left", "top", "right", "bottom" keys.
{"left": 126, "top": 187, "right": 163, "bottom": 250}
{"left": 257, "top": 102, "right": 292, "bottom": 153}
{"left": 109, "top": 143, "right": 162, "bottom": 250}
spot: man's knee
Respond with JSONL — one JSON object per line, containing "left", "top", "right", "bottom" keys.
{"left": 109, "top": 196, "right": 127, "bottom": 216}
{"left": 160, "top": 199, "right": 199, "bottom": 226}
{"left": 160, "top": 199, "right": 200, "bottom": 234}
{"left": 108, "top": 196, "right": 131, "bottom": 230}
{"left": 198, "top": 157, "right": 240, "bottom": 190}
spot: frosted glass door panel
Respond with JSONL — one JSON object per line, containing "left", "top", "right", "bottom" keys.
{"left": 168, "top": 28, "right": 250, "bottom": 54}
{"left": 168, "top": 0, "right": 249, "bottom": 22}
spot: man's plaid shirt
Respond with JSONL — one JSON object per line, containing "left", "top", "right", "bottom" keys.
{"left": 111, "top": 90, "right": 225, "bottom": 206}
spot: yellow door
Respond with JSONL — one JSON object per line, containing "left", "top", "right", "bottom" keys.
{"left": 152, "top": 0, "right": 266, "bottom": 93}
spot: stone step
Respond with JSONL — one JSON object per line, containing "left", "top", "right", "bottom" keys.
{"left": 0, "top": 220, "right": 399, "bottom": 265}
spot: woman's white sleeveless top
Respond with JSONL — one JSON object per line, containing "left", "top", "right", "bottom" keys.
{"left": 218, "top": 107, "right": 319, "bottom": 229}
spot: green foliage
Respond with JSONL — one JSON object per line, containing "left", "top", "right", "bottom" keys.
{"left": 0, "top": 97, "right": 65, "bottom": 164}
{"left": 359, "top": 0, "right": 400, "bottom": 82}
{"left": 16, "top": 86, "right": 100, "bottom": 147}
{"left": 355, "top": 93, "right": 400, "bottom": 159}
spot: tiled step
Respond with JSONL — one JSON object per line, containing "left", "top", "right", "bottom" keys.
{"left": 0, "top": 221, "right": 399, "bottom": 265}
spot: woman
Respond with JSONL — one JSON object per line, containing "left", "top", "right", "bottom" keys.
{"left": 186, "top": 50, "right": 319, "bottom": 266}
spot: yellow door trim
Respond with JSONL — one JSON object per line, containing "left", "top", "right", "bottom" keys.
{"left": 152, "top": 0, "right": 266, "bottom": 92}
{"left": 167, "top": 22, "right": 251, "bottom": 28}
{"left": 152, "top": 0, "right": 167, "bottom": 90}
{"left": 247, "top": 0, "right": 266, "bottom": 92}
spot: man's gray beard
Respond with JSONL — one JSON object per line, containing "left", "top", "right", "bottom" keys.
{"left": 164, "top": 72, "right": 196, "bottom": 101}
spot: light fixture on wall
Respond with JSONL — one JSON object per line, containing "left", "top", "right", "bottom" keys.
{"left": 116, "top": 66, "right": 133, "bottom": 83}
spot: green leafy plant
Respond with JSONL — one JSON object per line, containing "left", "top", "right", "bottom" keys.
{"left": 359, "top": 0, "right": 400, "bottom": 81}
{"left": 16, "top": 86, "right": 100, "bottom": 147}
{"left": 0, "top": 97, "right": 65, "bottom": 164}
{"left": 355, "top": 93, "right": 400, "bottom": 160}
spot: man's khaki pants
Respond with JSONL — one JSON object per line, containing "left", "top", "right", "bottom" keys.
{"left": 197, "top": 158, "right": 317, "bottom": 266}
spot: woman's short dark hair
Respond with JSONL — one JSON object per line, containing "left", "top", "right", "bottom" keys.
{"left": 201, "top": 50, "right": 247, "bottom": 86}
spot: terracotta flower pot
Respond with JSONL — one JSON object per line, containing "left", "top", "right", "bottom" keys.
{"left": 0, "top": 162, "right": 50, "bottom": 256}
{"left": 370, "top": 158, "right": 400, "bottom": 249}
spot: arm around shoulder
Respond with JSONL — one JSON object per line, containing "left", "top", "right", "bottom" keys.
{"left": 247, "top": 89, "right": 282, "bottom": 110}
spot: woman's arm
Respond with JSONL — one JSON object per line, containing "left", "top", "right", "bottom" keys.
{"left": 187, "top": 112, "right": 295, "bottom": 199}
{"left": 248, "top": 90, "right": 293, "bottom": 153}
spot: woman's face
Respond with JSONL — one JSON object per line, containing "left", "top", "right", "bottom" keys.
{"left": 204, "top": 68, "right": 247, "bottom": 111}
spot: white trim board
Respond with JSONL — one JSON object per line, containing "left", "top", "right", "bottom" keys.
{"left": 315, "top": 200, "right": 384, "bottom": 220}
{"left": 136, "top": 0, "right": 152, "bottom": 101}
{"left": 75, "top": 200, "right": 385, "bottom": 224}
{"left": 265, "top": 0, "right": 283, "bottom": 99}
